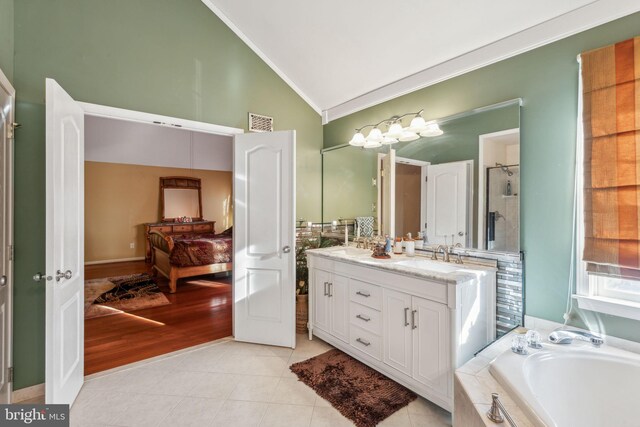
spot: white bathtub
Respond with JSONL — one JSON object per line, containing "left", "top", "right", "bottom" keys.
{"left": 489, "top": 340, "right": 640, "bottom": 427}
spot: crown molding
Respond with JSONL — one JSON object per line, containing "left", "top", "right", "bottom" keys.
{"left": 323, "top": 0, "right": 640, "bottom": 124}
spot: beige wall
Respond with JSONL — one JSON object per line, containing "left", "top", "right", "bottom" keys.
{"left": 85, "top": 161, "right": 232, "bottom": 262}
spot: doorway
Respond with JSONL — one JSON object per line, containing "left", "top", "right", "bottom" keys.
{"left": 82, "top": 113, "right": 236, "bottom": 374}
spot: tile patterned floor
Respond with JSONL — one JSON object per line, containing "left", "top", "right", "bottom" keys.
{"left": 62, "top": 335, "right": 451, "bottom": 426}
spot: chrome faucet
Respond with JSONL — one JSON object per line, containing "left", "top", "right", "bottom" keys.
{"left": 548, "top": 328, "right": 604, "bottom": 347}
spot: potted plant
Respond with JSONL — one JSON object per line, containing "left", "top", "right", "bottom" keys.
{"left": 295, "top": 236, "right": 340, "bottom": 334}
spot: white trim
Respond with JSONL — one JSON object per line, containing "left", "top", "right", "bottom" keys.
{"left": 80, "top": 102, "right": 244, "bottom": 136}
{"left": 575, "top": 295, "right": 640, "bottom": 322}
{"left": 12, "top": 383, "right": 45, "bottom": 403}
{"left": 84, "top": 257, "right": 145, "bottom": 266}
{"left": 0, "top": 68, "right": 15, "bottom": 97}
{"left": 199, "top": 0, "right": 322, "bottom": 116}
{"left": 323, "top": 1, "right": 640, "bottom": 123}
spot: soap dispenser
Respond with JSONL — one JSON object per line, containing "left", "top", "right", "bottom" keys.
{"left": 405, "top": 233, "right": 415, "bottom": 257}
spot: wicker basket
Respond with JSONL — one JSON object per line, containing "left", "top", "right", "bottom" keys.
{"left": 296, "top": 293, "right": 309, "bottom": 334}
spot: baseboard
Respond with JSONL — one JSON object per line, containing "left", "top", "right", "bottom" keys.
{"left": 85, "top": 257, "right": 145, "bottom": 266}
{"left": 12, "top": 383, "right": 44, "bottom": 403}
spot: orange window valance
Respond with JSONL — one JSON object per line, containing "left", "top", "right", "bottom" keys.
{"left": 582, "top": 36, "right": 640, "bottom": 276}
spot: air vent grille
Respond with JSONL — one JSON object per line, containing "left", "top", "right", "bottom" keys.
{"left": 249, "top": 113, "right": 273, "bottom": 132}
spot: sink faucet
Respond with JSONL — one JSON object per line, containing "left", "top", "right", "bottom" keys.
{"left": 434, "top": 245, "right": 450, "bottom": 262}
{"left": 548, "top": 328, "right": 604, "bottom": 347}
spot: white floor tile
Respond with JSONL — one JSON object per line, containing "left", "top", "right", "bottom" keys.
{"left": 228, "top": 375, "right": 281, "bottom": 402}
{"left": 260, "top": 403, "right": 314, "bottom": 427}
{"left": 186, "top": 372, "right": 239, "bottom": 399}
{"left": 158, "top": 396, "right": 224, "bottom": 427}
{"left": 271, "top": 378, "right": 318, "bottom": 406}
{"left": 309, "top": 406, "right": 353, "bottom": 427}
{"left": 114, "top": 393, "right": 178, "bottom": 427}
{"left": 378, "top": 407, "right": 412, "bottom": 427}
{"left": 211, "top": 400, "right": 268, "bottom": 427}
{"left": 150, "top": 370, "right": 208, "bottom": 396}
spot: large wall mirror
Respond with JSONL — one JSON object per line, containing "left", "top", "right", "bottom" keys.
{"left": 160, "top": 176, "right": 203, "bottom": 222}
{"left": 322, "top": 99, "right": 521, "bottom": 254}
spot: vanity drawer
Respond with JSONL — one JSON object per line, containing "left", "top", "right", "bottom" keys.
{"left": 173, "top": 225, "right": 193, "bottom": 233}
{"left": 193, "top": 224, "right": 213, "bottom": 232}
{"left": 155, "top": 226, "right": 173, "bottom": 234}
{"left": 349, "top": 302, "right": 381, "bottom": 336}
{"left": 349, "top": 279, "right": 382, "bottom": 310}
{"left": 350, "top": 325, "right": 382, "bottom": 360}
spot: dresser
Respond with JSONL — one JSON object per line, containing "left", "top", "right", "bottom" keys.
{"left": 144, "top": 220, "right": 215, "bottom": 262}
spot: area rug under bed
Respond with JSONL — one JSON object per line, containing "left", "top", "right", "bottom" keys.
{"left": 84, "top": 273, "right": 170, "bottom": 319}
{"left": 290, "top": 348, "right": 417, "bottom": 427}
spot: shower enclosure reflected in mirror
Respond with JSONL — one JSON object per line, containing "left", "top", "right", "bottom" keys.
{"left": 322, "top": 99, "right": 521, "bottom": 254}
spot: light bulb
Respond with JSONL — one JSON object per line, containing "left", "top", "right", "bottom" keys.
{"left": 382, "top": 136, "right": 398, "bottom": 145}
{"left": 398, "top": 131, "right": 419, "bottom": 142}
{"left": 420, "top": 122, "right": 443, "bottom": 137}
{"left": 348, "top": 132, "right": 366, "bottom": 146}
{"left": 366, "top": 127, "right": 383, "bottom": 143}
{"left": 408, "top": 115, "right": 427, "bottom": 132}
{"left": 385, "top": 122, "right": 404, "bottom": 138}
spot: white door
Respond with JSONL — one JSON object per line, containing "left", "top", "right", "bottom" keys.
{"left": 426, "top": 161, "right": 470, "bottom": 246}
{"left": 234, "top": 130, "right": 296, "bottom": 348}
{"left": 45, "top": 79, "right": 85, "bottom": 404}
{"left": 382, "top": 289, "right": 412, "bottom": 375}
{"left": 0, "top": 69, "right": 14, "bottom": 404}
{"left": 412, "top": 296, "right": 449, "bottom": 395}
{"left": 312, "top": 268, "right": 331, "bottom": 333}
{"left": 380, "top": 150, "right": 396, "bottom": 237}
{"left": 328, "top": 274, "right": 349, "bottom": 343}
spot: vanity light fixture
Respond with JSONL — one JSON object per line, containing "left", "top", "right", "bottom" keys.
{"left": 347, "top": 109, "right": 443, "bottom": 148}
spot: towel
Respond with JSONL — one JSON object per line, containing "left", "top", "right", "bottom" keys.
{"left": 355, "top": 217, "right": 374, "bottom": 237}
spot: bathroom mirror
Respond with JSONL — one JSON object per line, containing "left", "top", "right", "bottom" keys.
{"left": 322, "top": 100, "right": 521, "bottom": 253}
{"left": 160, "top": 176, "right": 203, "bottom": 222}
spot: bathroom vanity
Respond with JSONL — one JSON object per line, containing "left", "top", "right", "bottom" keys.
{"left": 306, "top": 246, "right": 496, "bottom": 411}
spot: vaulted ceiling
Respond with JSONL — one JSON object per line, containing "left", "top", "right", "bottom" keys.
{"left": 202, "top": 0, "right": 640, "bottom": 121}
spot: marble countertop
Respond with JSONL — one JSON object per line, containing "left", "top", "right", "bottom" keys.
{"left": 306, "top": 246, "right": 496, "bottom": 285}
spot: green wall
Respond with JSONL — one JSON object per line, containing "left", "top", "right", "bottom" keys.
{"left": 0, "top": 0, "right": 13, "bottom": 83}
{"left": 324, "top": 13, "right": 640, "bottom": 342}
{"left": 12, "top": 0, "right": 322, "bottom": 389}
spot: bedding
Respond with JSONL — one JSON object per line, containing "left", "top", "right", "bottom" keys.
{"left": 169, "top": 233, "right": 232, "bottom": 267}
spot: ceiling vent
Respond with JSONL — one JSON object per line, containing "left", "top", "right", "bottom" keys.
{"left": 248, "top": 113, "right": 274, "bottom": 132}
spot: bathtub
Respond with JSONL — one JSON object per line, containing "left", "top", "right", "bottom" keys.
{"left": 489, "top": 340, "right": 640, "bottom": 427}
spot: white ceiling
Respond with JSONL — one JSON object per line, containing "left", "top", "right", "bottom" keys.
{"left": 202, "top": 0, "right": 640, "bottom": 120}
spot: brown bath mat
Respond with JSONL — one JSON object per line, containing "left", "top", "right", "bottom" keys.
{"left": 290, "top": 349, "right": 417, "bottom": 427}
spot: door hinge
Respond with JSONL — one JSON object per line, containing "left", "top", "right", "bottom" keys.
{"left": 8, "top": 245, "right": 13, "bottom": 261}
{"left": 425, "top": 176, "right": 428, "bottom": 182}
{"left": 7, "top": 123, "right": 20, "bottom": 140}
{"left": 8, "top": 367, "right": 13, "bottom": 383}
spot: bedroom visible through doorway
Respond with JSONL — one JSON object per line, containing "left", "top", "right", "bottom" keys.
{"left": 83, "top": 111, "right": 237, "bottom": 375}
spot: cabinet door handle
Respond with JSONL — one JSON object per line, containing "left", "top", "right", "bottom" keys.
{"left": 411, "top": 310, "right": 418, "bottom": 330}
{"left": 404, "top": 307, "right": 410, "bottom": 326}
{"left": 356, "top": 338, "right": 371, "bottom": 347}
{"left": 323, "top": 282, "right": 328, "bottom": 296}
{"left": 356, "top": 291, "right": 370, "bottom": 297}
{"left": 356, "top": 314, "right": 371, "bottom": 322}
{"left": 328, "top": 282, "right": 333, "bottom": 297}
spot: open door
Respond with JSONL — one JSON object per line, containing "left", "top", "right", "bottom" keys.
{"left": 379, "top": 149, "right": 396, "bottom": 237}
{"left": 0, "top": 69, "right": 14, "bottom": 404}
{"left": 426, "top": 160, "right": 471, "bottom": 246}
{"left": 233, "top": 130, "right": 295, "bottom": 348}
{"left": 45, "top": 79, "right": 85, "bottom": 404}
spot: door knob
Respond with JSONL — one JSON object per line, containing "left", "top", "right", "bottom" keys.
{"left": 0, "top": 276, "right": 6, "bottom": 286}
{"left": 33, "top": 272, "right": 53, "bottom": 282}
{"left": 458, "top": 232, "right": 464, "bottom": 236}
{"left": 282, "top": 246, "right": 291, "bottom": 254}
{"left": 56, "top": 269, "right": 73, "bottom": 282}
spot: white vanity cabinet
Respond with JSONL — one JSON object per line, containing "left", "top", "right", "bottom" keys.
{"left": 311, "top": 268, "right": 350, "bottom": 343}
{"left": 307, "top": 250, "right": 496, "bottom": 412}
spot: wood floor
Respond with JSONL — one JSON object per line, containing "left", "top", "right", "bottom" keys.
{"left": 84, "top": 261, "right": 232, "bottom": 375}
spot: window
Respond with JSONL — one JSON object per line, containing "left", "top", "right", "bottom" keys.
{"left": 574, "top": 36, "right": 640, "bottom": 321}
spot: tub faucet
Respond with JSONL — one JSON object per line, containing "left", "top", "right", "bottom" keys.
{"left": 548, "top": 328, "right": 604, "bottom": 347}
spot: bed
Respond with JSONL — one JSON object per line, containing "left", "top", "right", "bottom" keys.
{"left": 148, "top": 228, "right": 232, "bottom": 293}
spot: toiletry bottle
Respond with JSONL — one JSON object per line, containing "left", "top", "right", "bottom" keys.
{"left": 394, "top": 237, "right": 403, "bottom": 254}
{"left": 405, "top": 234, "right": 415, "bottom": 257}
{"left": 506, "top": 180, "right": 512, "bottom": 196}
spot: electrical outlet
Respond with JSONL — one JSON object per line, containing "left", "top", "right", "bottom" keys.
{"left": 129, "top": 242, "right": 135, "bottom": 249}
